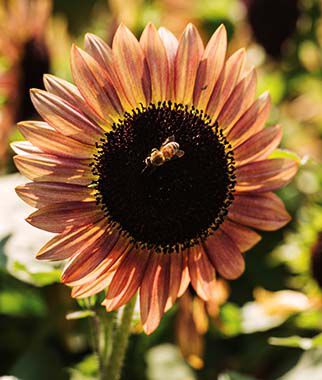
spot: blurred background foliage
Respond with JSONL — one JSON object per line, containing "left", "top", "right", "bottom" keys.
{"left": 0, "top": 0, "right": 322, "bottom": 379}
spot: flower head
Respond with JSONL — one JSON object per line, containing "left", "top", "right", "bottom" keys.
{"left": 0, "top": 0, "right": 51, "bottom": 165}
{"left": 14, "top": 23, "right": 298, "bottom": 334}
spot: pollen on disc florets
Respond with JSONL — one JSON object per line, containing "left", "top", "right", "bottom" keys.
{"left": 91, "top": 101, "right": 236, "bottom": 253}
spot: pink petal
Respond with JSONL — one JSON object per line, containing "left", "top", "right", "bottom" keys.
{"left": 18, "top": 121, "right": 94, "bottom": 159}
{"left": 112, "top": 24, "right": 150, "bottom": 106}
{"left": 234, "top": 125, "right": 282, "bottom": 166}
{"left": 227, "top": 92, "right": 271, "bottom": 146}
{"left": 14, "top": 154, "right": 92, "bottom": 185}
{"left": 30, "top": 89, "right": 103, "bottom": 144}
{"left": 236, "top": 158, "right": 298, "bottom": 192}
{"left": 188, "top": 245, "right": 217, "bottom": 301}
{"left": 84, "top": 33, "right": 133, "bottom": 111}
{"left": 204, "top": 230, "right": 245, "bottom": 280}
{"left": 15, "top": 182, "right": 94, "bottom": 209}
{"left": 165, "top": 252, "right": 183, "bottom": 311}
{"left": 206, "top": 48, "right": 246, "bottom": 121}
{"left": 104, "top": 249, "right": 150, "bottom": 311}
{"left": 26, "top": 201, "right": 103, "bottom": 233}
{"left": 140, "top": 23, "right": 169, "bottom": 102}
{"left": 174, "top": 23, "right": 204, "bottom": 105}
{"left": 43, "top": 74, "right": 104, "bottom": 125}
{"left": 193, "top": 24, "right": 227, "bottom": 110}
{"left": 228, "top": 192, "right": 291, "bottom": 231}
{"left": 140, "top": 253, "right": 170, "bottom": 335}
{"left": 61, "top": 227, "right": 120, "bottom": 284}
{"left": 70, "top": 45, "right": 124, "bottom": 123}
{"left": 36, "top": 221, "right": 107, "bottom": 261}
{"left": 218, "top": 68, "right": 257, "bottom": 131}
{"left": 220, "top": 219, "right": 261, "bottom": 252}
{"left": 158, "top": 27, "right": 178, "bottom": 99}
{"left": 177, "top": 249, "right": 191, "bottom": 297}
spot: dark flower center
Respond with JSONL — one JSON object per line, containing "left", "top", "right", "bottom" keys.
{"left": 92, "top": 102, "right": 236, "bottom": 253}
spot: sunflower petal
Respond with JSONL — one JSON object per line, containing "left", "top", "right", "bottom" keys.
{"left": 236, "top": 158, "right": 298, "bottom": 192}
{"left": 177, "top": 249, "right": 190, "bottom": 297}
{"left": 26, "top": 201, "right": 103, "bottom": 233}
{"left": 84, "top": 33, "right": 133, "bottom": 111}
{"left": 104, "top": 249, "right": 150, "bottom": 311}
{"left": 228, "top": 192, "right": 291, "bottom": 231}
{"left": 174, "top": 23, "right": 204, "bottom": 105}
{"left": 18, "top": 121, "right": 94, "bottom": 159}
{"left": 206, "top": 48, "right": 246, "bottom": 120}
{"left": 14, "top": 154, "right": 92, "bottom": 185}
{"left": 218, "top": 68, "right": 257, "bottom": 131}
{"left": 220, "top": 219, "right": 261, "bottom": 252}
{"left": 188, "top": 245, "right": 217, "bottom": 301}
{"left": 158, "top": 27, "right": 178, "bottom": 99}
{"left": 71, "top": 45, "right": 123, "bottom": 123}
{"left": 165, "top": 252, "right": 183, "bottom": 311}
{"left": 234, "top": 125, "right": 282, "bottom": 166}
{"left": 43, "top": 74, "right": 103, "bottom": 124}
{"left": 30, "top": 89, "right": 103, "bottom": 144}
{"left": 140, "top": 253, "right": 170, "bottom": 335}
{"left": 204, "top": 230, "right": 245, "bottom": 280}
{"left": 112, "top": 24, "right": 149, "bottom": 106}
{"left": 140, "top": 23, "right": 169, "bottom": 102}
{"left": 36, "top": 221, "right": 106, "bottom": 260}
{"left": 61, "top": 227, "right": 119, "bottom": 284}
{"left": 193, "top": 24, "right": 227, "bottom": 109}
{"left": 15, "top": 182, "right": 94, "bottom": 208}
{"left": 227, "top": 92, "right": 271, "bottom": 146}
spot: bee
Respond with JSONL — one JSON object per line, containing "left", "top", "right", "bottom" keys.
{"left": 142, "top": 135, "right": 185, "bottom": 173}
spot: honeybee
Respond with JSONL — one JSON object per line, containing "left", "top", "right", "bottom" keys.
{"left": 142, "top": 135, "right": 185, "bottom": 173}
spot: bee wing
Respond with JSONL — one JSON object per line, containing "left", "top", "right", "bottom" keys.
{"left": 176, "top": 150, "right": 185, "bottom": 158}
{"left": 162, "top": 135, "right": 175, "bottom": 146}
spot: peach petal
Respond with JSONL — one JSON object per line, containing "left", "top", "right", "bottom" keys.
{"left": 43, "top": 74, "right": 104, "bottom": 125}
{"left": 227, "top": 92, "right": 271, "bottom": 146}
{"left": 174, "top": 23, "right": 204, "bottom": 105}
{"left": 112, "top": 24, "right": 149, "bottom": 106}
{"left": 30, "top": 89, "right": 103, "bottom": 144}
{"left": 84, "top": 33, "right": 133, "bottom": 111}
{"left": 228, "top": 192, "right": 291, "bottom": 231}
{"left": 140, "top": 253, "right": 170, "bottom": 334}
{"left": 234, "top": 125, "right": 282, "bottom": 166}
{"left": 193, "top": 24, "right": 227, "bottom": 110}
{"left": 206, "top": 48, "right": 246, "bottom": 120}
{"left": 15, "top": 182, "right": 94, "bottom": 209}
{"left": 26, "top": 201, "right": 103, "bottom": 233}
{"left": 218, "top": 68, "right": 257, "bottom": 131}
{"left": 18, "top": 121, "right": 94, "bottom": 159}
{"left": 13, "top": 154, "right": 92, "bottom": 185}
{"left": 71, "top": 45, "right": 123, "bottom": 124}
{"left": 71, "top": 267, "right": 117, "bottom": 298}
{"left": 140, "top": 23, "right": 169, "bottom": 102}
{"left": 204, "top": 230, "right": 245, "bottom": 280}
{"left": 220, "top": 219, "right": 261, "bottom": 252}
{"left": 188, "top": 245, "right": 217, "bottom": 301}
{"left": 67, "top": 236, "right": 131, "bottom": 287}
{"left": 177, "top": 249, "right": 190, "bottom": 297}
{"left": 158, "top": 27, "right": 178, "bottom": 99}
{"left": 104, "top": 249, "right": 150, "bottom": 311}
{"left": 11, "top": 141, "right": 43, "bottom": 155}
{"left": 36, "top": 222, "right": 106, "bottom": 261}
{"left": 236, "top": 158, "right": 298, "bottom": 192}
{"left": 61, "top": 227, "right": 120, "bottom": 284}
{"left": 165, "top": 252, "right": 183, "bottom": 311}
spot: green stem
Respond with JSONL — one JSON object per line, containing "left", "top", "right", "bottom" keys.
{"left": 103, "top": 295, "right": 137, "bottom": 380}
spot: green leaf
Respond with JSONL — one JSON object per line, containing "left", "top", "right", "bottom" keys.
{"left": 0, "top": 288, "right": 46, "bottom": 317}
{"left": 218, "top": 371, "right": 258, "bottom": 380}
{"left": 269, "top": 334, "right": 322, "bottom": 350}
{"left": 66, "top": 310, "right": 95, "bottom": 320}
{"left": 269, "top": 149, "right": 302, "bottom": 164}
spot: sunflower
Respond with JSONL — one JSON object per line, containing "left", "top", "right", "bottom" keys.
{"left": 0, "top": 0, "right": 51, "bottom": 166}
{"left": 13, "top": 23, "right": 298, "bottom": 334}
